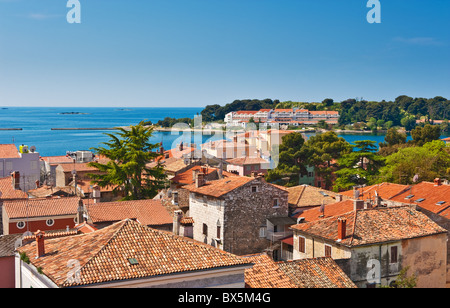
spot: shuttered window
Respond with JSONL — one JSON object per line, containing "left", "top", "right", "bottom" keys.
{"left": 298, "top": 236, "right": 305, "bottom": 253}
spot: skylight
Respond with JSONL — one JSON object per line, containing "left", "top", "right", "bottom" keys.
{"left": 436, "top": 201, "right": 446, "bottom": 206}
{"left": 128, "top": 258, "right": 139, "bottom": 265}
{"left": 319, "top": 191, "right": 329, "bottom": 197}
{"left": 414, "top": 198, "right": 425, "bottom": 203}
{"left": 404, "top": 195, "right": 414, "bottom": 200}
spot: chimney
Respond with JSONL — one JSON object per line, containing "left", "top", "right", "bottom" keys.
{"left": 77, "top": 201, "right": 85, "bottom": 224}
{"left": 434, "top": 178, "right": 442, "bottom": 186}
{"left": 337, "top": 218, "right": 346, "bottom": 241}
{"left": 173, "top": 210, "right": 183, "bottom": 235}
{"left": 218, "top": 162, "right": 223, "bottom": 179}
{"left": 92, "top": 186, "right": 101, "bottom": 203}
{"left": 335, "top": 194, "right": 343, "bottom": 202}
{"left": 179, "top": 142, "right": 184, "bottom": 151}
{"left": 353, "top": 199, "right": 365, "bottom": 211}
{"left": 35, "top": 230, "right": 45, "bottom": 258}
{"left": 35, "top": 180, "right": 40, "bottom": 189}
{"left": 159, "top": 142, "right": 164, "bottom": 154}
{"left": 11, "top": 171, "right": 20, "bottom": 190}
{"left": 195, "top": 172, "right": 205, "bottom": 188}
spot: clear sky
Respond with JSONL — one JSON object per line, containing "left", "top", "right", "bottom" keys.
{"left": 0, "top": 0, "right": 449, "bottom": 107}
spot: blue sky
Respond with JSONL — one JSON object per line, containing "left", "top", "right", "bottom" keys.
{"left": 0, "top": 0, "right": 449, "bottom": 107}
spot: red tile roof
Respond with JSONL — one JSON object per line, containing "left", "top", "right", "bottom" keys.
{"left": 40, "top": 155, "right": 74, "bottom": 165}
{"left": 0, "top": 144, "right": 20, "bottom": 158}
{"left": 276, "top": 257, "right": 356, "bottom": 288}
{"left": 3, "top": 197, "right": 81, "bottom": 219}
{"left": 17, "top": 219, "right": 251, "bottom": 287}
{"left": 85, "top": 199, "right": 173, "bottom": 227}
{"left": 243, "top": 254, "right": 298, "bottom": 288}
{"left": 388, "top": 181, "right": 450, "bottom": 216}
{"left": 226, "top": 157, "right": 269, "bottom": 166}
{"left": 243, "top": 254, "right": 356, "bottom": 288}
{"left": 294, "top": 199, "right": 355, "bottom": 222}
{"left": 0, "top": 177, "right": 28, "bottom": 201}
{"left": 291, "top": 206, "right": 447, "bottom": 247}
{"left": 340, "top": 182, "right": 410, "bottom": 201}
{"left": 183, "top": 176, "right": 257, "bottom": 198}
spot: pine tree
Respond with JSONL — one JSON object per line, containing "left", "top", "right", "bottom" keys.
{"left": 88, "top": 121, "right": 167, "bottom": 200}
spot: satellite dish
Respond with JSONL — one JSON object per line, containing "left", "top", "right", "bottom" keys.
{"left": 30, "top": 146, "right": 36, "bottom": 153}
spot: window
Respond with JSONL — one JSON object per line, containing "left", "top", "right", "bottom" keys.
{"left": 259, "top": 227, "right": 267, "bottom": 238}
{"left": 217, "top": 226, "right": 221, "bottom": 239}
{"left": 251, "top": 186, "right": 258, "bottom": 193}
{"left": 390, "top": 246, "right": 398, "bottom": 264}
{"left": 325, "top": 245, "right": 332, "bottom": 257}
{"left": 273, "top": 198, "right": 279, "bottom": 208}
{"left": 202, "top": 223, "right": 208, "bottom": 236}
{"left": 298, "top": 236, "right": 306, "bottom": 253}
{"left": 414, "top": 198, "right": 425, "bottom": 203}
{"left": 404, "top": 194, "right": 414, "bottom": 200}
{"left": 16, "top": 221, "right": 26, "bottom": 229}
{"left": 436, "top": 201, "right": 446, "bottom": 206}
{"left": 172, "top": 192, "right": 179, "bottom": 205}
{"left": 46, "top": 219, "right": 55, "bottom": 227}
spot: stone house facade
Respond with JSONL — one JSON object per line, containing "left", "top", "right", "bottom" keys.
{"left": 184, "top": 175, "right": 290, "bottom": 257}
{"left": 291, "top": 205, "right": 448, "bottom": 288}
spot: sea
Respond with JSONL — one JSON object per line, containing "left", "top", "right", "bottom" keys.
{"left": 0, "top": 107, "right": 446, "bottom": 157}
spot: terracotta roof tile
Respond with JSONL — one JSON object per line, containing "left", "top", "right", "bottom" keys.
{"left": 243, "top": 254, "right": 298, "bottom": 288}
{"left": 0, "top": 177, "right": 28, "bottom": 200}
{"left": 183, "top": 176, "right": 257, "bottom": 198}
{"left": 291, "top": 206, "right": 447, "bottom": 247}
{"left": 388, "top": 181, "right": 450, "bottom": 216}
{"left": 277, "top": 257, "right": 356, "bottom": 288}
{"left": 85, "top": 199, "right": 173, "bottom": 226}
{"left": 0, "top": 144, "right": 20, "bottom": 158}
{"left": 294, "top": 199, "right": 355, "bottom": 222}
{"left": 3, "top": 197, "right": 81, "bottom": 219}
{"left": 340, "top": 183, "right": 410, "bottom": 201}
{"left": 17, "top": 219, "right": 251, "bottom": 287}
{"left": 288, "top": 185, "right": 347, "bottom": 209}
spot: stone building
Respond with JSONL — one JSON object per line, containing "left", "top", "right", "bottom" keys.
{"left": 291, "top": 204, "right": 448, "bottom": 288}
{"left": 183, "top": 174, "right": 291, "bottom": 257}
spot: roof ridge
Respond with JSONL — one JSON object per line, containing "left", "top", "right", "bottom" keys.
{"left": 60, "top": 219, "right": 129, "bottom": 287}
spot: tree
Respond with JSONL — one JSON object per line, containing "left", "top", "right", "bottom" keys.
{"left": 400, "top": 115, "right": 417, "bottom": 131}
{"left": 301, "top": 132, "right": 352, "bottom": 190}
{"left": 380, "top": 128, "right": 407, "bottom": 148}
{"left": 333, "top": 140, "right": 385, "bottom": 191}
{"left": 381, "top": 266, "right": 417, "bottom": 288}
{"left": 266, "top": 132, "right": 307, "bottom": 186}
{"left": 322, "top": 98, "right": 334, "bottom": 107}
{"left": 410, "top": 124, "right": 441, "bottom": 146}
{"left": 88, "top": 121, "right": 167, "bottom": 200}
{"left": 377, "top": 140, "right": 450, "bottom": 185}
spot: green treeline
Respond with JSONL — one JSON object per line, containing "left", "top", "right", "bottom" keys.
{"left": 267, "top": 125, "right": 450, "bottom": 191}
{"left": 196, "top": 96, "right": 450, "bottom": 132}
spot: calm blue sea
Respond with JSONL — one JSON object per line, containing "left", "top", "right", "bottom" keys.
{"left": 0, "top": 107, "right": 447, "bottom": 156}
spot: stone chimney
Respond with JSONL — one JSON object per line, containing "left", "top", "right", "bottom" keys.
{"left": 434, "top": 178, "right": 442, "bottom": 186}
{"left": 35, "top": 230, "right": 45, "bottom": 258}
{"left": 353, "top": 199, "right": 365, "bottom": 211}
{"left": 335, "top": 194, "right": 343, "bottom": 202}
{"left": 77, "top": 201, "right": 85, "bottom": 224}
{"left": 92, "top": 185, "right": 101, "bottom": 204}
{"left": 195, "top": 172, "right": 205, "bottom": 188}
{"left": 337, "top": 218, "right": 346, "bottom": 241}
{"left": 11, "top": 171, "right": 20, "bottom": 190}
{"left": 173, "top": 210, "right": 183, "bottom": 236}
